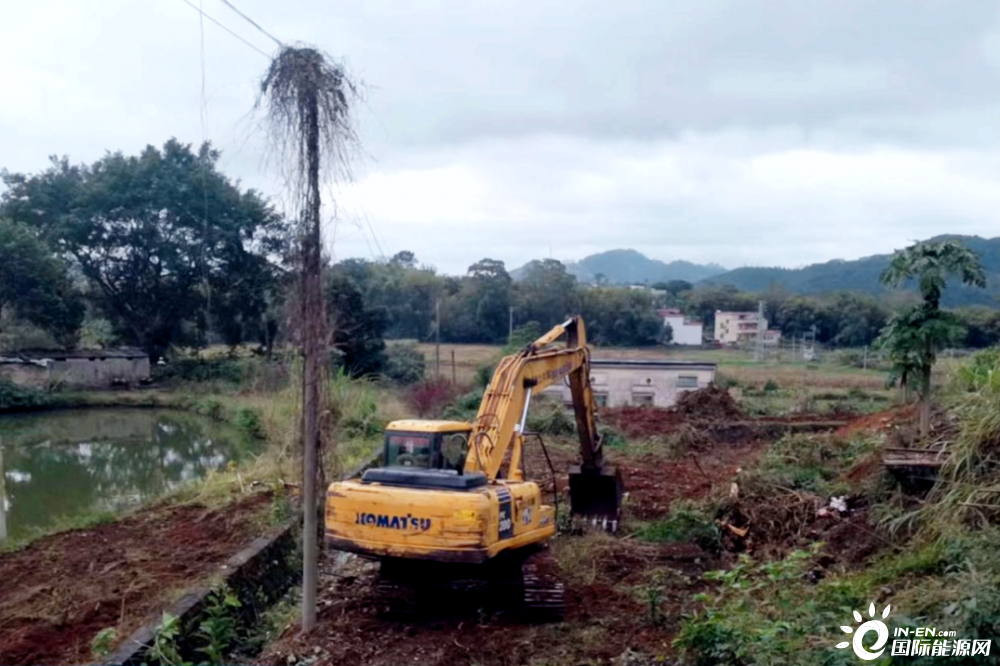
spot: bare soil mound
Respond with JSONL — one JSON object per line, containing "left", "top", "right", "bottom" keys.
{"left": 602, "top": 386, "right": 746, "bottom": 440}
{"left": 672, "top": 385, "right": 744, "bottom": 422}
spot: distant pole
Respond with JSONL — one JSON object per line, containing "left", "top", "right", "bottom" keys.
{"left": 754, "top": 300, "right": 765, "bottom": 363}
{"left": 0, "top": 444, "right": 6, "bottom": 542}
{"left": 451, "top": 349, "right": 457, "bottom": 386}
{"left": 863, "top": 346, "right": 868, "bottom": 370}
{"left": 435, "top": 297, "right": 441, "bottom": 379}
{"left": 508, "top": 306, "right": 514, "bottom": 343}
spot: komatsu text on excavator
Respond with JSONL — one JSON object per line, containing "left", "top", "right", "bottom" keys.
{"left": 325, "top": 316, "right": 622, "bottom": 620}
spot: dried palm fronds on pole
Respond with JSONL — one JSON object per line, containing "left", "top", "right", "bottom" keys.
{"left": 257, "top": 45, "right": 359, "bottom": 633}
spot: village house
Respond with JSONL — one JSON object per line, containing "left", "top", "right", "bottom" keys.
{"left": 542, "top": 358, "right": 716, "bottom": 408}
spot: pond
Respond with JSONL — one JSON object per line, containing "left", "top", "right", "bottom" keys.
{"left": 0, "top": 408, "right": 260, "bottom": 545}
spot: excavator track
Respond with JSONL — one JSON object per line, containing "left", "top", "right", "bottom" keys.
{"left": 520, "top": 549, "right": 565, "bottom": 623}
{"left": 372, "top": 549, "right": 564, "bottom": 623}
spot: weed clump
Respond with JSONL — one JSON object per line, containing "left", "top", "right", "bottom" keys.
{"left": 0, "top": 378, "right": 52, "bottom": 411}
{"left": 639, "top": 506, "right": 721, "bottom": 553}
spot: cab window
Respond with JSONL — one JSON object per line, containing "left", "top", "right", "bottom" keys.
{"left": 441, "top": 433, "right": 469, "bottom": 471}
{"left": 386, "top": 434, "right": 432, "bottom": 467}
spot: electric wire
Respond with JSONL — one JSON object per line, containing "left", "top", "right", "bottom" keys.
{"left": 174, "top": 0, "right": 270, "bottom": 58}
{"left": 215, "top": 0, "right": 283, "bottom": 47}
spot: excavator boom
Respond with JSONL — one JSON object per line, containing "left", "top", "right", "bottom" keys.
{"left": 465, "top": 317, "right": 622, "bottom": 526}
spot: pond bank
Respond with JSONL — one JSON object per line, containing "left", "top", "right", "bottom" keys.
{"left": 0, "top": 491, "right": 286, "bottom": 665}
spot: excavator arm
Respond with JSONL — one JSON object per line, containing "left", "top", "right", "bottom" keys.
{"left": 465, "top": 317, "right": 623, "bottom": 526}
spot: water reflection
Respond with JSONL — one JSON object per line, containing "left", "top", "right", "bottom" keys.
{"left": 0, "top": 408, "right": 258, "bottom": 543}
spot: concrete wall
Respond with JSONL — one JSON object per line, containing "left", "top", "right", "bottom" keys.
{"left": 2, "top": 355, "right": 150, "bottom": 389}
{"left": 542, "top": 363, "right": 716, "bottom": 408}
{"left": 50, "top": 357, "right": 150, "bottom": 388}
{"left": 663, "top": 315, "right": 704, "bottom": 345}
{"left": 0, "top": 363, "right": 50, "bottom": 389}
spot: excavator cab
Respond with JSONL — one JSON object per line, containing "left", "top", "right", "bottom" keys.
{"left": 380, "top": 420, "right": 472, "bottom": 471}
{"left": 357, "top": 419, "right": 489, "bottom": 492}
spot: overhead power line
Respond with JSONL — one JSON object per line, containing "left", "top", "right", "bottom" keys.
{"left": 215, "top": 0, "right": 283, "bottom": 47}
{"left": 174, "top": 0, "right": 270, "bottom": 58}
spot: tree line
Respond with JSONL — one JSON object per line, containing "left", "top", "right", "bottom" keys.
{"left": 1, "top": 140, "right": 997, "bottom": 372}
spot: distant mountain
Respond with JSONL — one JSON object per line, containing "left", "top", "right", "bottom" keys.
{"left": 511, "top": 249, "right": 727, "bottom": 285}
{"left": 703, "top": 235, "right": 999, "bottom": 308}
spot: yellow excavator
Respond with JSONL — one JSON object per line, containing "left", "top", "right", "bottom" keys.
{"left": 324, "top": 316, "right": 623, "bottom": 620}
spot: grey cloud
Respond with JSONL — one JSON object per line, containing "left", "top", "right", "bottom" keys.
{"left": 0, "top": 0, "right": 997, "bottom": 277}
{"left": 289, "top": 0, "right": 999, "bottom": 149}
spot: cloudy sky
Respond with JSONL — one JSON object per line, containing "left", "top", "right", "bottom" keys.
{"left": 1, "top": 0, "right": 997, "bottom": 275}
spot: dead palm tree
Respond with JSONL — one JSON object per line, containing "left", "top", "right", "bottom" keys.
{"left": 258, "top": 45, "right": 359, "bottom": 632}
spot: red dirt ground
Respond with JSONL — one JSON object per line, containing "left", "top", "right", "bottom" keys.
{"left": 256, "top": 433, "right": 768, "bottom": 666}
{"left": 0, "top": 493, "right": 272, "bottom": 665}
{"left": 835, "top": 404, "right": 918, "bottom": 438}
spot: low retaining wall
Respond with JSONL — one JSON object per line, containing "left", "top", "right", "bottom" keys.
{"left": 105, "top": 522, "right": 299, "bottom": 665}
{"left": 104, "top": 450, "right": 382, "bottom": 666}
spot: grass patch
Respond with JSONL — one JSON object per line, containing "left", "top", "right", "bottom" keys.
{"left": 742, "top": 433, "right": 881, "bottom": 497}
{"left": 0, "top": 508, "right": 119, "bottom": 554}
{"left": 637, "top": 506, "right": 721, "bottom": 553}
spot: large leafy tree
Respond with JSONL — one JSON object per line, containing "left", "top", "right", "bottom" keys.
{"left": 328, "top": 269, "right": 386, "bottom": 377}
{"left": 514, "top": 259, "right": 579, "bottom": 331}
{"left": 824, "top": 292, "right": 888, "bottom": 347}
{"left": 877, "top": 240, "right": 987, "bottom": 436}
{"left": 581, "top": 287, "right": 663, "bottom": 347}
{"left": 0, "top": 219, "right": 83, "bottom": 348}
{"left": 465, "top": 258, "right": 512, "bottom": 343}
{"left": 1, "top": 140, "right": 286, "bottom": 360}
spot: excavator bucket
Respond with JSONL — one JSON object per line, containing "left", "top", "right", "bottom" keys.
{"left": 568, "top": 464, "right": 623, "bottom": 532}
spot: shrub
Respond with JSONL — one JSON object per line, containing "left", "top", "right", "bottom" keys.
{"left": 329, "top": 371, "right": 383, "bottom": 439}
{"left": 383, "top": 343, "right": 426, "bottom": 385}
{"left": 155, "top": 357, "right": 245, "bottom": 384}
{"left": 475, "top": 362, "right": 496, "bottom": 388}
{"left": 405, "top": 378, "right": 457, "bottom": 418}
{"left": 526, "top": 399, "right": 576, "bottom": 435}
{"left": 763, "top": 379, "right": 780, "bottom": 393}
{"left": 0, "top": 379, "right": 52, "bottom": 411}
{"left": 745, "top": 433, "right": 878, "bottom": 495}
{"left": 233, "top": 407, "right": 264, "bottom": 438}
{"left": 639, "top": 507, "right": 721, "bottom": 553}
{"left": 442, "top": 389, "right": 484, "bottom": 421}
{"left": 599, "top": 425, "right": 628, "bottom": 449}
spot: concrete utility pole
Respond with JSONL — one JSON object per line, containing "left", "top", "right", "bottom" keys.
{"left": 258, "top": 46, "right": 359, "bottom": 634}
{"left": 508, "top": 306, "right": 514, "bottom": 344}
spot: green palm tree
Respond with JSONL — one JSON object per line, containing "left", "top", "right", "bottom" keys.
{"left": 877, "top": 241, "right": 986, "bottom": 437}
